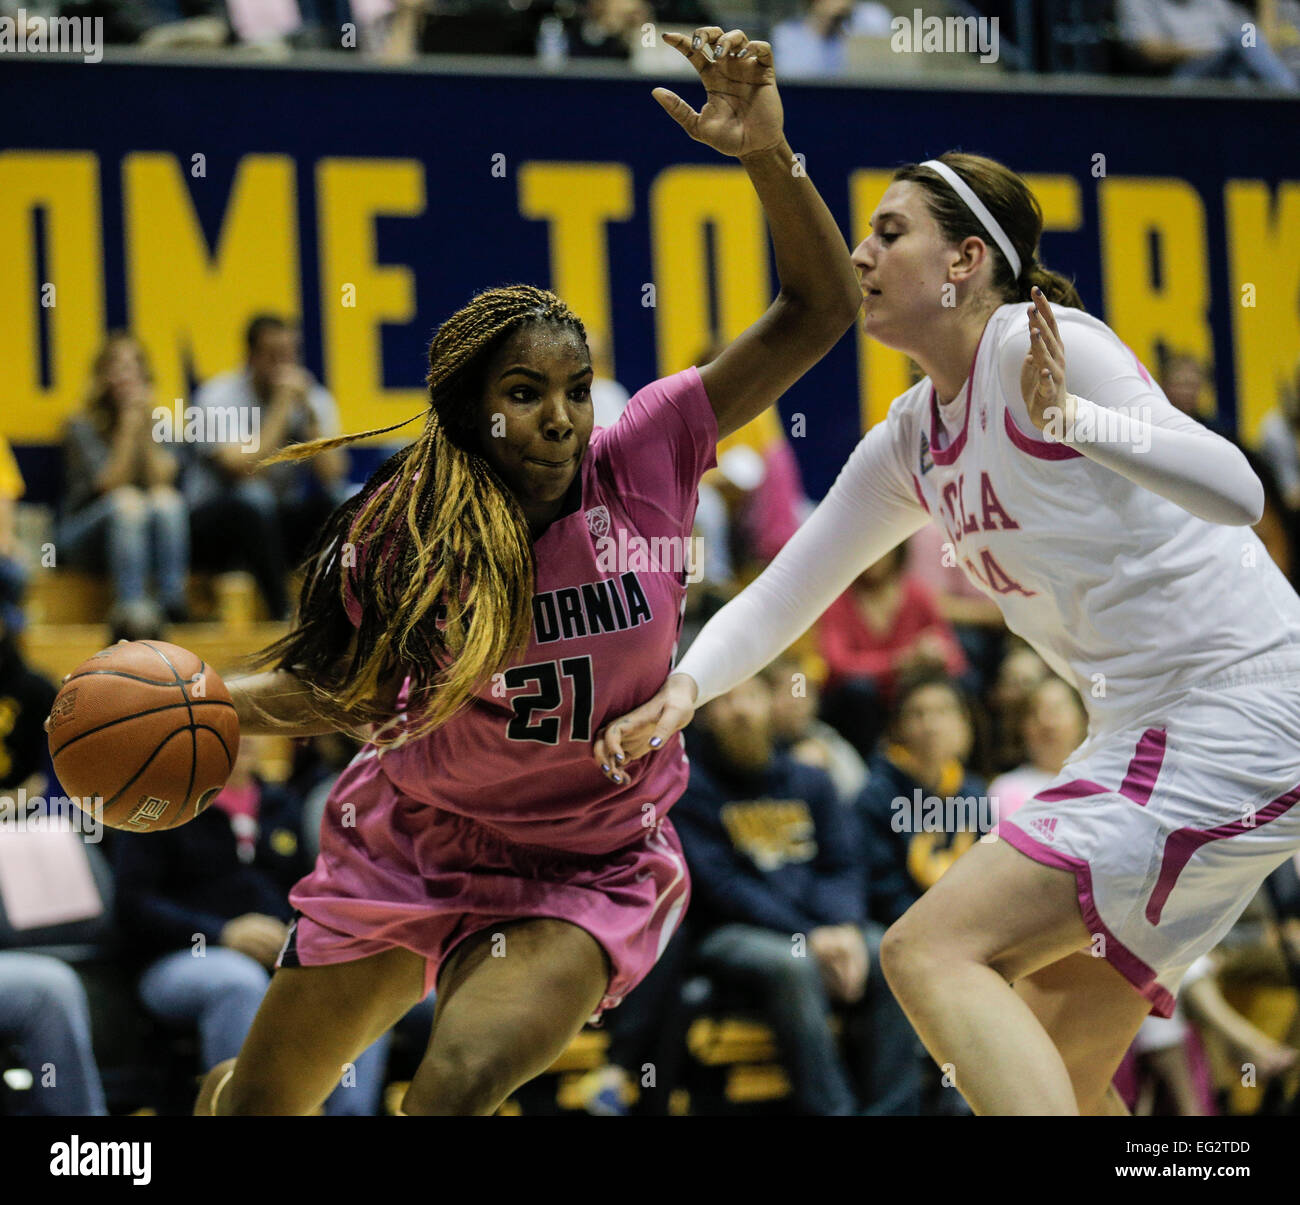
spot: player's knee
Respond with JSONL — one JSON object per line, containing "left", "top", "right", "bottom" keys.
{"left": 402, "top": 1044, "right": 516, "bottom": 1116}
{"left": 879, "top": 916, "right": 947, "bottom": 993}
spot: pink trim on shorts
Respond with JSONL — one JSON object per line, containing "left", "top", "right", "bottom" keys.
{"left": 1145, "top": 780, "right": 1300, "bottom": 925}
{"left": 1035, "top": 779, "right": 1109, "bottom": 802}
{"left": 999, "top": 820, "right": 1176, "bottom": 1018}
{"left": 1117, "top": 728, "right": 1167, "bottom": 808}
{"left": 1002, "top": 408, "right": 1084, "bottom": 460}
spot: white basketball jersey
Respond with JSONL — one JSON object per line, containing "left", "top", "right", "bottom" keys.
{"left": 896, "top": 303, "right": 1300, "bottom": 731}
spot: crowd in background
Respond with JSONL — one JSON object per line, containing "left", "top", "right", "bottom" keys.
{"left": 2, "top": 328, "right": 1300, "bottom": 1115}
{"left": 4, "top": 0, "right": 1299, "bottom": 87}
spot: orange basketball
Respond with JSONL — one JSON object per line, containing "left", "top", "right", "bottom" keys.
{"left": 47, "top": 640, "right": 241, "bottom": 833}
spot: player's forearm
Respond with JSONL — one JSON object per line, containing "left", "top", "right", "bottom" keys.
{"left": 739, "top": 137, "right": 861, "bottom": 324}
{"left": 226, "top": 670, "right": 350, "bottom": 737}
{"left": 1057, "top": 395, "right": 1265, "bottom": 526}
{"left": 679, "top": 435, "right": 927, "bottom": 704}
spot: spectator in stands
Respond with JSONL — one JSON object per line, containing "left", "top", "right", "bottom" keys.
{"left": 1270, "top": 0, "right": 1300, "bottom": 76}
{"left": 1114, "top": 954, "right": 1219, "bottom": 1115}
{"left": 112, "top": 736, "right": 390, "bottom": 1114}
{"left": 760, "top": 654, "right": 869, "bottom": 803}
{"left": 1160, "top": 350, "right": 1209, "bottom": 417}
{"left": 0, "top": 600, "right": 58, "bottom": 794}
{"left": 687, "top": 335, "right": 810, "bottom": 590}
{"left": 771, "top": 0, "right": 894, "bottom": 77}
{"left": 818, "top": 545, "right": 968, "bottom": 760}
{"left": 0, "top": 435, "right": 28, "bottom": 650}
{"left": 1158, "top": 349, "right": 1233, "bottom": 440}
{"left": 58, "top": 333, "right": 191, "bottom": 626}
{"left": 1239, "top": 445, "right": 1296, "bottom": 587}
{"left": 674, "top": 674, "right": 923, "bottom": 1115}
{"left": 986, "top": 640, "right": 1048, "bottom": 773}
{"left": 1116, "top": 0, "right": 1297, "bottom": 87}
{"left": 566, "top": 0, "right": 653, "bottom": 60}
{"left": 588, "top": 331, "right": 632, "bottom": 430}
{"left": 0, "top": 953, "right": 108, "bottom": 1115}
{"left": 1255, "top": 355, "right": 1300, "bottom": 512}
{"left": 987, "top": 674, "right": 1088, "bottom": 822}
{"left": 187, "top": 315, "right": 349, "bottom": 622}
{"left": 854, "top": 668, "right": 988, "bottom": 928}
{"left": 286, "top": 730, "right": 363, "bottom": 861}
{"left": 906, "top": 523, "right": 1006, "bottom": 698}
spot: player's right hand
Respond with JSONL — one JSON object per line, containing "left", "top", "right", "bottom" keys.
{"left": 651, "top": 28, "right": 783, "bottom": 161}
{"left": 593, "top": 672, "right": 700, "bottom": 783}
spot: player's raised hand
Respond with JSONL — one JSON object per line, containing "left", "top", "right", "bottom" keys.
{"left": 593, "top": 672, "right": 699, "bottom": 782}
{"left": 652, "top": 28, "right": 783, "bottom": 160}
{"left": 1021, "top": 286, "right": 1073, "bottom": 436}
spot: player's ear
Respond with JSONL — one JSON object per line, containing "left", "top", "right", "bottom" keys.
{"left": 950, "top": 236, "right": 985, "bottom": 283}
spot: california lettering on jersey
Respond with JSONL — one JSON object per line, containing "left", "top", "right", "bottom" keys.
{"left": 531, "top": 570, "right": 653, "bottom": 645}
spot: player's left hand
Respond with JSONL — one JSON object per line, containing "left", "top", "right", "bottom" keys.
{"left": 1021, "top": 286, "right": 1074, "bottom": 436}
{"left": 651, "top": 28, "right": 784, "bottom": 160}
{"left": 592, "top": 672, "right": 699, "bottom": 783}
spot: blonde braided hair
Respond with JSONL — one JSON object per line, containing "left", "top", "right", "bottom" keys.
{"left": 241, "top": 285, "right": 588, "bottom": 744}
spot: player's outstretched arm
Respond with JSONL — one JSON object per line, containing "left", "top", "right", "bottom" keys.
{"left": 1021, "top": 288, "right": 1264, "bottom": 526}
{"left": 593, "top": 415, "right": 930, "bottom": 779}
{"left": 654, "top": 27, "right": 861, "bottom": 441}
{"left": 226, "top": 633, "right": 406, "bottom": 739}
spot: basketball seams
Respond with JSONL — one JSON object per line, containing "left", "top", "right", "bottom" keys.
{"left": 49, "top": 640, "right": 241, "bottom": 833}
{"left": 49, "top": 698, "right": 236, "bottom": 758}
{"left": 145, "top": 643, "right": 199, "bottom": 810}
{"left": 65, "top": 668, "right": 199, "bottom": 687}
{"left": 102, "top": 724, "right": 197, "bottom": 811}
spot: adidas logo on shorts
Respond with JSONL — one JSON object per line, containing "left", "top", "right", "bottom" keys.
{"left": 1028, "top": 816, "right": 1059, "bottom": 842}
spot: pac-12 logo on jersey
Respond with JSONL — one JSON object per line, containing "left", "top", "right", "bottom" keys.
{"left": 585, "top": 506, "right": 611, "bottom": 538}
{"left": 919, "top": 432, "right": 934, "bottom": 475}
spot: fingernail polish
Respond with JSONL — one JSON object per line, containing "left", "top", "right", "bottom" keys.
{"left": 613, "top": 774, "right": 623, "bottom": 784}
{"left": 692, "top": 34, "right": 700, "bottom": 48}
{"left": 601, "top": 764, "right": 609, "bottom": 772}
{"left": 649, "top": 736, "right": 662, "bottom": 748}
{"left": 616, "top": 753, "right": 625, "bottom": 763}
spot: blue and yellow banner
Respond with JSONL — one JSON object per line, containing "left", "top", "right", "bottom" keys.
{"left": 3, "top": 59, "right": 1297, "bottom": 497}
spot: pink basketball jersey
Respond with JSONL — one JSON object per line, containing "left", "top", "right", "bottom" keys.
{"left": 340, "top": 368, "right": 717, "bottom": 853}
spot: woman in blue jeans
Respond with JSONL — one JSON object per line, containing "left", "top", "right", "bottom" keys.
{"left": 58, "top": 333, "right": 190, "bottom": 623}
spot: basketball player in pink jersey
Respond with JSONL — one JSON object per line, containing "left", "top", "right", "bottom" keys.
{"left": 595, "top": 152, "right": 1300, "bottom": 1115}
{"left": 193, "top": 27, "right": 862, "bottom": 1116}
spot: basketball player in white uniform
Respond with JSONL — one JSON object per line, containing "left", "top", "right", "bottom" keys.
{"left": 591, "top": 153, "right": 1300, "bottom": 1115}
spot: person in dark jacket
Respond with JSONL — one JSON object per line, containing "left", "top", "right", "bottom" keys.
{"left": 854, "top": 668, "right": 990, "bottom": 929}
{"left": 673, "top": 674, "right": 921, "bottom": 1115}
{"left": 112, "top": 736, "right": 389, "bottom": 1114}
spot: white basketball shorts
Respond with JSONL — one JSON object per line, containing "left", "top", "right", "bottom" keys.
{"left": 999, "top": 646, "right": 1300, "bottom": 1016}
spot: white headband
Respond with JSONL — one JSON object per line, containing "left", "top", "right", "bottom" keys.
{"left": 919, "top": 159, "right": 1021, "bottom": 280}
